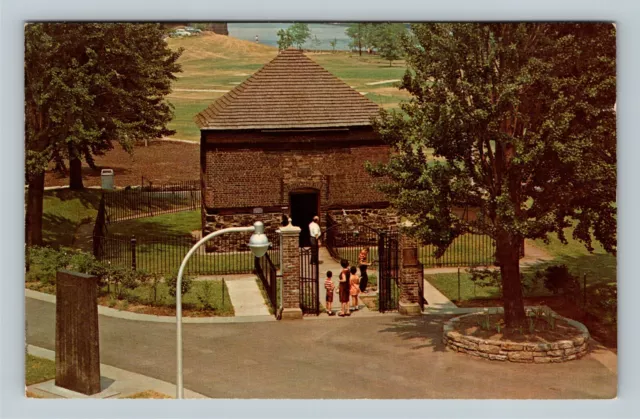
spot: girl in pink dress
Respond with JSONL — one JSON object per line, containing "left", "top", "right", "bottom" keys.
{"left": 349, "top": 266, "right": 360, "bottom": 311}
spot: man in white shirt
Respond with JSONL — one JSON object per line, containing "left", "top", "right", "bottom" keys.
{"left": 309, "top": 216, "right": 321, "bottom": 264}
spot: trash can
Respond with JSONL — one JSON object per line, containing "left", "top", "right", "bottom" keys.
{"left": 101, "top": 169, "right": 114, "bottom": 190}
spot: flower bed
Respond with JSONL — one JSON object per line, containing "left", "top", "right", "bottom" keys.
{"left": 443, "top": 308, "right": 590, "bottom": 363}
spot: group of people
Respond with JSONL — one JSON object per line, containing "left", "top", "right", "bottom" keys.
{"left": 305, "top": 215, "right": 374, "bottom": 316}
{"left": 323, "top": 248, "right": 371, "bottom": 317}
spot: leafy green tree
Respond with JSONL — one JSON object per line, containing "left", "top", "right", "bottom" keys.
{"left": 25, "top": 23, "right": 182, "bottom": 246}
{"left": 288, "top": 23, "right": 312, "bottom": 50}
{"left": 330, "top": 38, "right": 337, "bottom": 52}
{"left": 345, "top": 23, "right": 374, "bottom": 56}
{"left": 368, "top": 23, "right": 616, "bottom": 327}
{"left": 277, "top": 28, "right": 294, "bottom": 50}
{"left": 371, "top": 23, "right": 406, "bottom": 66}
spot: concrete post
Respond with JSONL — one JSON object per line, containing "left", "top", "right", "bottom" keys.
{"left": 55, "top": 270, "right": 101, "bottom": 395}
{"left": 398, "top": 223, "right": 423, "bottom": 316}
{"left": 279, "top": 219, "right": 303, "bottom": 320}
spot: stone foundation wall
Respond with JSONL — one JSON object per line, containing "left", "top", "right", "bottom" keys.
{"left": 442, "top": 312, "right": 590, "bottom": 363}
{"left": 204, "top": 212, "right": 284, "bottom": 235}
{"left": 203, "top": 212, "right": 283, "bottom": 252}
{"left": 327, "top": 208, "right": 399, "bottom": 231}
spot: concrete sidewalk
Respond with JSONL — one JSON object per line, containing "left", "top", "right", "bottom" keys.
{"left": 224, "top": 276, "right": 271, "bottom": 316}
{"left": 27, "top": 345, "right": 206, "bottom": 399}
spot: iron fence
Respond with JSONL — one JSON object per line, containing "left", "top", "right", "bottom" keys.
{"left": 103, "top": 180, "right": 200, "bottom": 223}
{"left": 255, "top": 253, "right": 278, "bottom": 311}
{"left": 420, "top": 234, "right": 496, "bottom": 268}
{"left": 299, "top": 246, "right": 320, "bottom": 315}
{"left": 93, "top": 230, "right": 280, "bottom": 276}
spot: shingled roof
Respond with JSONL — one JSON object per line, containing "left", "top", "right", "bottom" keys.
{"left": 194, "top": 49, "right": 381, "bottom": 130}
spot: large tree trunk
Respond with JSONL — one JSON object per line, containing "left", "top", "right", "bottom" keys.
{"left": 26, "top": 171, "right": 45, "bottom": 247}
{"left": 496, "top": 230, "right": 526, "bottom": 328}
{"left": 68, "top": 147, "right": 84, "bottom": 190}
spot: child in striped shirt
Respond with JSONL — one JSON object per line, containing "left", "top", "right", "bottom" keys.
{"left": 324, "top": 271, "right": 336, "bottom": 316}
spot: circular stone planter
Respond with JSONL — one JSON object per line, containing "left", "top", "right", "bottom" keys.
{"left": 442, "top": 310, "right": 590, "bottom": 363}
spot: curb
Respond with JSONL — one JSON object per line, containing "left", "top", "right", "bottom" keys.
{"left": 25, "top": 289, "right": 276, "bottom": 324}
{"left": 26, "top": 345, "right": 207, "bottom": 399}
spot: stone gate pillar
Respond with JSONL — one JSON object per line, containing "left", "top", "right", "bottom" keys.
{"left": 398, "top": 224, "right": 423, "bottom": 316}
{"left": 279, "top": 220, "right": 303, "bottom": 320}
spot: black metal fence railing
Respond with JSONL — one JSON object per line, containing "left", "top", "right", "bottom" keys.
{"left": 299, "top": 246, "right": 319, "bottom": 315}
{"left": 417, "top": 262, "right": 425, "bottom": 312}
{"left": 104, "top": 180, "right": 200, "bottom": 223}
{"left": 419, "top": 234, "right": 496, "bottom": 268}
{"left": 378, "top": 230, "right": 400, "bottom": 313}
{"left": 93, "top": 196, "right": 108, "bottom": 257}
{"left": 93, "top": 231, "right": 280, "bottom": 276}
{"left": 255, "top": 253, "right": 278, "bottom": 311}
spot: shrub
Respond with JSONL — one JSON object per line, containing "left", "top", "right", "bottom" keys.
{"left": 535, "top": 264, "right": 580, "bottom": 302}
{"left": 197, "top": 281, "right": 215, "bottom": 311}
{"left": 468, "top": 266, "right": 502, "bottom": 292}
{"left": 26, "top": 246, "right": 108, "bottom": 285}
{"left": 26, "top": 246, "right": 72, "bottom": 284}
{"left": 590, "top": 283, "right": 617, "bottom": 325}
{"left": 147, "top": 273, "right": 164, "bottom": 305}
{"left": 105, "top": 266, "right": 145, "bottom": 300}
{"left": 166, "top": 270, "right": 193, "bottom": 299}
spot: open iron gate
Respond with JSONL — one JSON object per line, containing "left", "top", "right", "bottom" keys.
{"left": 378, "top": 231, "right": 400, "bottom": 313}
{"left": 299, "top": 245, "right": 320, "bottom": 315}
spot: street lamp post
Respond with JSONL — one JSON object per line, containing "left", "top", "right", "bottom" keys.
{"left": 175, "top": 221, "right": 270, "bottom": 399}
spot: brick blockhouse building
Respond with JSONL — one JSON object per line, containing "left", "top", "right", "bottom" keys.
{"left": 195, "top": 49, "right": 398, "bottom": 246}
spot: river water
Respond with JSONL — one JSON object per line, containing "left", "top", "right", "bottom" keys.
{"left": 228, "top": 22, "right": 353, "bottom": 51}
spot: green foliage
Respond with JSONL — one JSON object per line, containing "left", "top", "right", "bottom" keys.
{"left": 371, "top": 23, "right": 406, "bottom": 66}
{"left": 25, "top": 23, "right": 182, "bottom": 178}
{"left": 289, "top": 23, "right": 312, "bottom": 49}
{"left": 105, "top": 266, "right": 147, "bottom": 300}
{"left": 277, "top": 23, "right": 311, "bottom": 50}
{"left": 589, "top": 283, "right": 617, "bottom": 325}
{"left": 166, "top": 270, "right": 194, "bottom": 298}
{"left": 276, "top": 28, "right": 294, "bottom": 50}
{"left": 26, "top": 246, "right": 104, "bottom": 285}
{"left": 535, "top": 264, "right": 580, "bottom": 302}
{"left": 197, "top": 280, "right": 215, "bottom": 311}
{"left": 25, "top": 23, "right": 182, "bottom": 245}
{"left": 368, "top": 23, "right": 616, "bottom": 325}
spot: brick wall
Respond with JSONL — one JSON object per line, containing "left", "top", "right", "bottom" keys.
{"left": 280, "top": 228, "right": 301, "bottom": 310}
{"left": 202, "top": 129, "right": 390, "bottom": 211}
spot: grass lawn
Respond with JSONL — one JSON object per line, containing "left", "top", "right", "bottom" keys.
{"left": 426, "top": 227, "right": 616, "bottom": 327}
{"left": 26, "top": 354, "right": 56, "bottom": 386}
{"left": 107, "top": 210, "right": 200, "bottom": 238}
{"left": 120, "top": 279, "right": 234, "bottom": 315}
{"left": 527, "top": 227, "right": 616, "bottom": 287}
{"left": 164, "top": 35, "right": 411, "bottom": 141}
{"left": 41, "top": 189, "right": 102, "bottom": 247}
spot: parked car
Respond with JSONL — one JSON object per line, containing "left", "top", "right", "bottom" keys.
{"left": 185, "top": 27, "right": 202, "bottom": 34}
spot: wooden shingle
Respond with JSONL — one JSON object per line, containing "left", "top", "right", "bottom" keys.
{"left": 195, "top": 49, "right": 381, "bottom": 130}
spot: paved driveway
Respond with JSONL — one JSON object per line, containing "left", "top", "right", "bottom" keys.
{"left": 26, "top": 298, "right": 616, "bottom": 399}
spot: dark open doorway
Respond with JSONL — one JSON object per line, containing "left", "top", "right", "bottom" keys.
{"left": 290, "top": 190, "right": 319, "bottom": 247}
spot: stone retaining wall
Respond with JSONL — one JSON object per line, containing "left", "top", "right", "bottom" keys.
{"left": 442, "top": 311, "right": 590, "bottom": 363}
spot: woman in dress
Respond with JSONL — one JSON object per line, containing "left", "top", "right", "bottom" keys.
{"left": 338, "top": 259, "right": 351, "bottom": 317}
{"left": 358, "top": 247, "right": 370, "bottom": 293}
